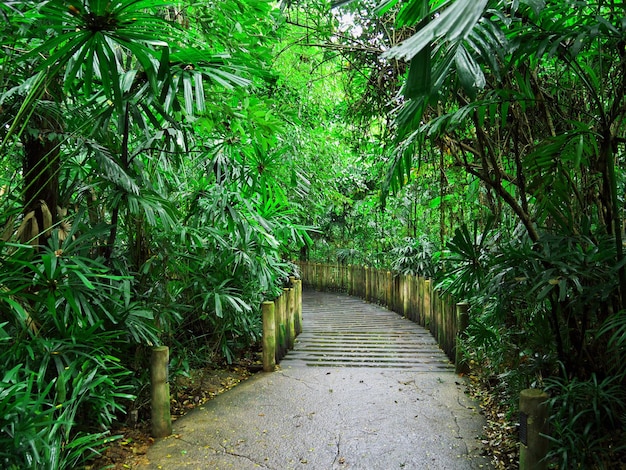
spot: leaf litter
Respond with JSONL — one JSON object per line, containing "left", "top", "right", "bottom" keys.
{"left": 86, "top": 364, "right": 253, "bottom": 469}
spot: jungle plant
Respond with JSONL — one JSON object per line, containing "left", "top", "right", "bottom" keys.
{"left": 0, "top": 341, "right": 133, "bottom": 470}
{"left": 169, "top": 142, "right": 311, "bottom": 362}
{"left": 0, "top": 221, "right": 144, "bottom": 468}
{"left": 390, "top": 236, "right": 437, "bottom": 278}
{"left": 544, "top": 367, "right": 626, "bottom": 469}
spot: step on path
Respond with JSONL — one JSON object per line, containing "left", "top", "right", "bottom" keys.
{"left": 281, "top": 290, "right": 454, "bottom": 371}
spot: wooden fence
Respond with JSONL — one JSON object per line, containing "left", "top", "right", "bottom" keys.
{"left": 295, "top": 262, "right": 467, "bottom": 367}
{"left": 261, "top": 278, "right": 302, "bottom": 372}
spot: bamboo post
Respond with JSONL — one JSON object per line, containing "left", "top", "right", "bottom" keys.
{"left": 519, "top": 389, "right": 549, "bottom": 470}
{"left": 150, "top": 346, "right": 172, "bottom": 438}
{"left": 262, "top": 301, "right": 276, "bottom": 372}
{"left": 365, "top": 266, "right": 370, "bottom": 302}
{"left": 286, "top": 287, "right": 295, "bottom": 349}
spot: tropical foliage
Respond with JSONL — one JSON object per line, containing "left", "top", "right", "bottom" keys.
{"left": 1, "top": 0, "right": 626, "bottom": 468}
{"left": 0, "top": 0, "right": 311, "bottom": 467}
{"left": 369, "top": 0, "right": 626, "bottom": 467}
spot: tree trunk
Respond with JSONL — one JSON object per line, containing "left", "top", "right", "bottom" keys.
{"left": 21, "top": 133, "right": 60, "bottom": 245}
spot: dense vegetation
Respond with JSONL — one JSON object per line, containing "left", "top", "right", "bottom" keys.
{"left": 1, "top": 0, "right": 625, "bottom": 468}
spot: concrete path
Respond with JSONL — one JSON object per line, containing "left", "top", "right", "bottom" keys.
{"left": 140, "top": 291, "right": 492, "bottom": 470}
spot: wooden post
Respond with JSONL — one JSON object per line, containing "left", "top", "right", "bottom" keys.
{"left": 371, "top": 268, "right": 376, "bottom": 302}
{"left": 410, "top": 275, "right": 417, "bottom": 322}
{"left": 279, "top": 292, "right": 287, "bottom": 359}
{"left": 275, "top": 294, "right": 284, "bottom": 361}
{"left": 286, "top": 287, "right": 295, "bottom": 349}
{"left": 150, "top": 346, "right": 172, "bottom": 438}
{"left": 403, "top": 275, "right": 410, "bottom": 318}
{"left": 431, "top": 289, "right": 439, "bottom": 340}
{"left": 372, "top": 269, "right": 383, "bottom": 305}
{"left": 519, "top": 389, "right": 549, "bottom": 470}
{"left": 455, "top": 302, "right": 470, "bottom": 374}
{"left": 365, "top": 266, "right": 370, "bottom": 302}
{"left": 417, "top": 277, "right": 423, "bottom": 324}
{"left": 347, "top": 264, "right": 352, "bottom": 295}
{"left": 316, "top": 263, "right": 319, "bottom": 289}
{"left": 294, "top": 279, "right": 303, "bottom": 335}
{"left": 374, "top": 267, "right": 378, "bottom": 302}
{"left": 424, "top": 279, "right": 431, "bottom": 327}
{"left": 396, "top": 274, "right": 402, "bottom": 314}
{"left": 262, "top": 301, "right": 276, "bottom": 372}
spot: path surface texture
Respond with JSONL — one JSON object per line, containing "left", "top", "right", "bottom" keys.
{"left": 141, "top": 290, "right": 492, "bottom": 470}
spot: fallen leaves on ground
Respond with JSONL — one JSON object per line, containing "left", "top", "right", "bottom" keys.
{"left": 87, "top": 364, "right": 254, "bottom": 470}
{"left": 466, "top": 374, "right": 519, "bottom": 470}
{"left": 170, "top": 366, "right": 251, "bottom": 418}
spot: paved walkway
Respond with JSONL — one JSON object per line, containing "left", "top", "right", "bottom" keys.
{"left": 280, "top": 292, "right": 454, "bottom": 370}
{"left": 140, "top": 291, "right": 492, "bottom": 470}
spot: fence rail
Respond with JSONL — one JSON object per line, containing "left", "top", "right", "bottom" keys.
{"left": 296, "top": 262, "right": 464, "bottom": 366}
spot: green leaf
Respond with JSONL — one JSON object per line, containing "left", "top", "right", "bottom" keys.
{"left": 182, "top": 73, "right": 194, "bottom": 115}
{"left": 214, "top": 293, "right": 223, "bottom": 318}
{"left": 404, "top": 46, "right": 432, "bottom": 99}
{"left": 454, "top": 44, "right": 485, "bottom": 99}
{"left": 383, "top": 0, "right": 488, "bottom": 62}
{"left": 73, "top": 270, "right": 96, "bottom": 290}
{"left": 396, "top": 0, "right": 430, "bottom": 28}
{"left": 520, "top": 0, "right": 546, "bottom": 16}
{"left": 194, "top": 71, "right": 206, "bottom": 113}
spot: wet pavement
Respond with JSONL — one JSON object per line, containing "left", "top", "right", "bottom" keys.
{"left": 140, "top": 291, "right": 493, "bottom": 470}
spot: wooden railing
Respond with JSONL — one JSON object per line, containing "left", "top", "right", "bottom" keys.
{"left": 261, "top": 278, "right": 302, "bottom": 372}
{"left": 295, "top": 262, "right": 468, "bottom": 368}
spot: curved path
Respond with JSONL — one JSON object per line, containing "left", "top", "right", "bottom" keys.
{"left": 140, "top": 291, "right": 492, "bottom": 470}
